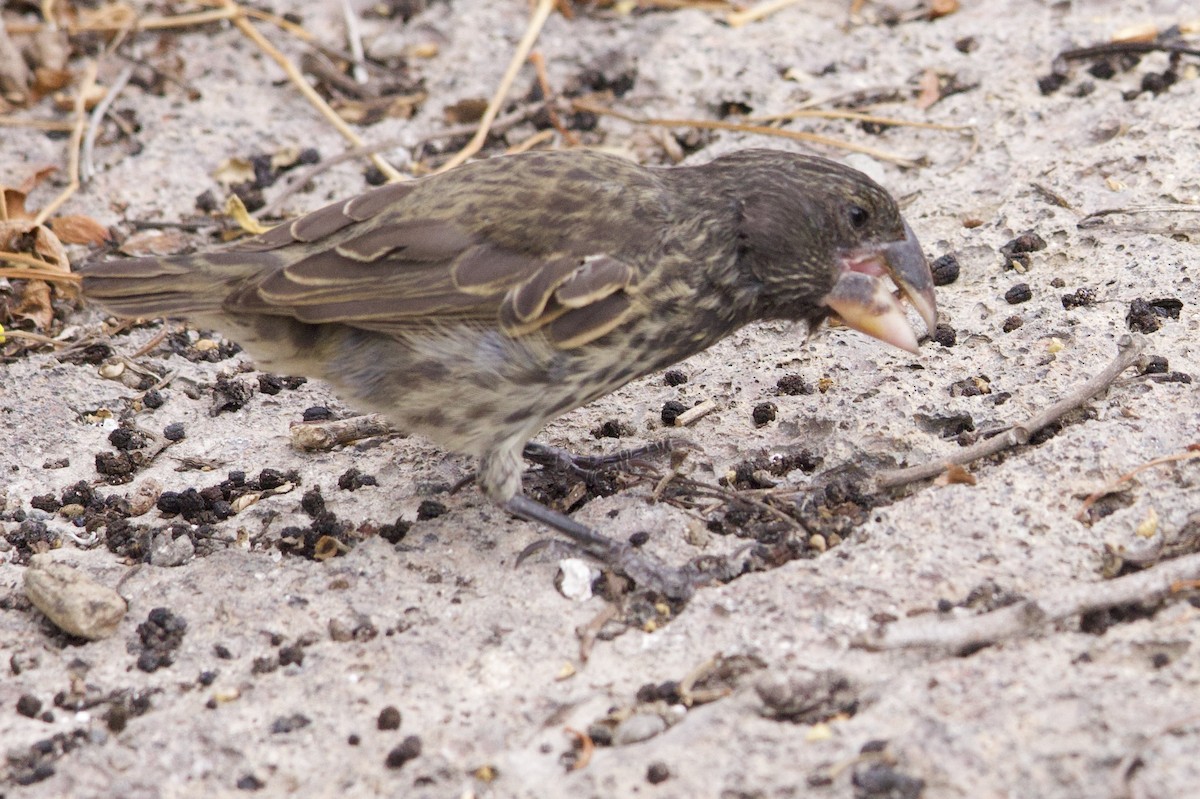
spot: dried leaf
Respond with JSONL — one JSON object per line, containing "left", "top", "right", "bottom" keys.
{"left": 212, "top": 157, "right": 256, "bottom": 186}
{"left": 17, "top": 165, "right": 58, "bottom": 196}
{"left": 928, "top": 0, "right": 959, "bottom": 19}
{"left": 934, "top": 463, "right": 977, "bottom": 486}
{"left": 119, "top": 228, "right": 190, "bottom": 257}
{"left": 31, "top": 225, "right": 70, "bottom": 270}
{"left": 3, "top": 166, "right": 58, "bottom": 222}
{"left": 915, "top": 69, "right": 941, "bottom": 110}
{"left": 50, "top": 214, "right": 111, "bottom": 245}
{"left": 12, "top": 279, "right": 54, "bottom": 330}
{"left": 270, "top": 146, "right": 303, "bottom": 171}
{"left": 52, "top": 81, "right": 105, "bottom": 112}
{"left": 444, "top": 98, "right": 489, "bottom": 124}
{"left": 223, "top": 194, "right": 270, "bottom": 236}
{"left": 33, "top": 66, "right": 73, "bottom": 95}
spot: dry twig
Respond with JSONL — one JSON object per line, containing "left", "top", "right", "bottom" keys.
{"left": 858, "top": 551, "right": 1200, "bottom": 652}
{"left": 290, "top": 413, "right": 398, "bottom": 451}
{"left": 528, "top": 50, "right": 580, "bottom": 146}
{"left": 874, "top": 334, "right": 1149, "bottom": 490}
{"left": 81, "top": 64, "right": 134, "bottom": 183}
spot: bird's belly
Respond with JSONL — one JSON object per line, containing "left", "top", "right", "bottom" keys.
{"left": 312, "top": 326, "right": 601, "bottom": 457}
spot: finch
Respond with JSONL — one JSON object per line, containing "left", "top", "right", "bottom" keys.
{"left": 82, "top": 148, "right": 936, "bottom": 598}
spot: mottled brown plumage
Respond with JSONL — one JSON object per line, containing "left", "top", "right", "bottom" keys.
{"left": 82, "top": 148, "right": 936, "bottom": 597}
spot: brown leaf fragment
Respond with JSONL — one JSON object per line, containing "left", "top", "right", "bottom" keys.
{"left": 17, "top": 166, "right": 58, "bottom": 196}
{"left": 13, "top": 279, "right": 55, "bottom": 330}
{"left": 118, "top": 228, "right": 191, "bottom": 257}
{"left": 934, "top": 463, "right": 977, "bottom": 486}
{"left": 444, "top": 97, "right": 489, "bottom": 124}
{"left": 33, "top": 66, "right": 73, "bottom": 96}
{"left": 50, "top": 214, "right": 112, "bottom": 245}
{"left": 928, "top": 0, "right": 959, "bottom": 19}
{"left": 915, "top": 69, "right": 941, "bottom": 110}
{"left": 212, "top": 157, "right": 257, "bottom": 186}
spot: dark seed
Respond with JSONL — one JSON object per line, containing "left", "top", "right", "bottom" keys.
{"left": 1004, "top": 283, "right": 1032, "bottom": 304}
{"left": 752, "top": 402, "right": 777, "bottom": 427}
{"left": 384, "top": 735, "right": 422, "bottom": 769}
{"left": 661, "top": 400, "right": 687, "bottom": 425}
{"left": 377, "top": 706, "right": 402, "bottom": 731}
{"left": 302, "top": 406, "right": 333, "bottom": 422}
{"left": 932, "top": 324, "right": 957, "bottom": 347}
{"left": 16, "top": 694, "right": 42, "bottom": 718}
{"left": 930, "top": 253, "right": 960, "bottom": 286}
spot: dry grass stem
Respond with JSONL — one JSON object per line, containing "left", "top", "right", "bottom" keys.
{"left": 727, "top": 0, "right": 802, "bottom": 27}
{"left": 1077, "top": 447, "right": 1200, "bottom": 521}
{"left": 219, "top": 0, "right": 401, "bottom": 181}
{"left": 436, "top": 0, "right": 557, "bottom": 173}
{"left": 31, "top": 60, "right": 96, "bottom": 226}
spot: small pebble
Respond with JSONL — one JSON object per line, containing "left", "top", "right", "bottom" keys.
{"left": 16, "top": 694, "right": 43, "bottom": 719}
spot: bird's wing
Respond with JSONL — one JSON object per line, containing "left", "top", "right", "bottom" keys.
{"left": 222, "top": 180, "right": 645, "bottom": 349}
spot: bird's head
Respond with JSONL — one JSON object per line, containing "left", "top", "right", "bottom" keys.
{"left": 714, "top": 150, "right": 938, "bottom": 353}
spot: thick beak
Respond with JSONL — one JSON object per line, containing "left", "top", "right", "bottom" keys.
{"left": 823, "top": 221, "right": 938, "bottom": 354}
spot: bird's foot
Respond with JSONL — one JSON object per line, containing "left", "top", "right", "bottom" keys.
{"left": 522, "top": 438, "right": 692, "bottom": 479}
{"left": 505, "top": 494, "right": 704, "bottom": 602}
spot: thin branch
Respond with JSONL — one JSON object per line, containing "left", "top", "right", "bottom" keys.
{"left": 0, "top": 115, "right": 75, "bottom": 131}
{"left": 874, "top": 334, "right": 1149, "bottom": 490}
{"left": 857, "top": 551, "right": 1200, "bottom": 653}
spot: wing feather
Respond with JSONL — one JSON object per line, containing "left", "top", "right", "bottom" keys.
{"left": 212, "top": 151, "right": 668, "bottom": 348}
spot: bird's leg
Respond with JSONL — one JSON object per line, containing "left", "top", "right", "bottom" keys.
{"left": 504, "top": 494, "right": 698, "bottom": 602}
{"left": 522, "top": 438, "right": 689, "bottom": 479}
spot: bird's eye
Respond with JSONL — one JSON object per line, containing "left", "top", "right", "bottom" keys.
{"left": 848, "top": 204, "right": 869, "bottom": 229}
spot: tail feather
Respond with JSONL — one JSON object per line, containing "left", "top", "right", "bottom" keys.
{"left": 80, "top": 255, "right": 249, "bottom": 318}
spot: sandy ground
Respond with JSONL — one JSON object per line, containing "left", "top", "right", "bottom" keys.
{"left": 2, "top": 1, "right": 1200, "bottom": 797}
